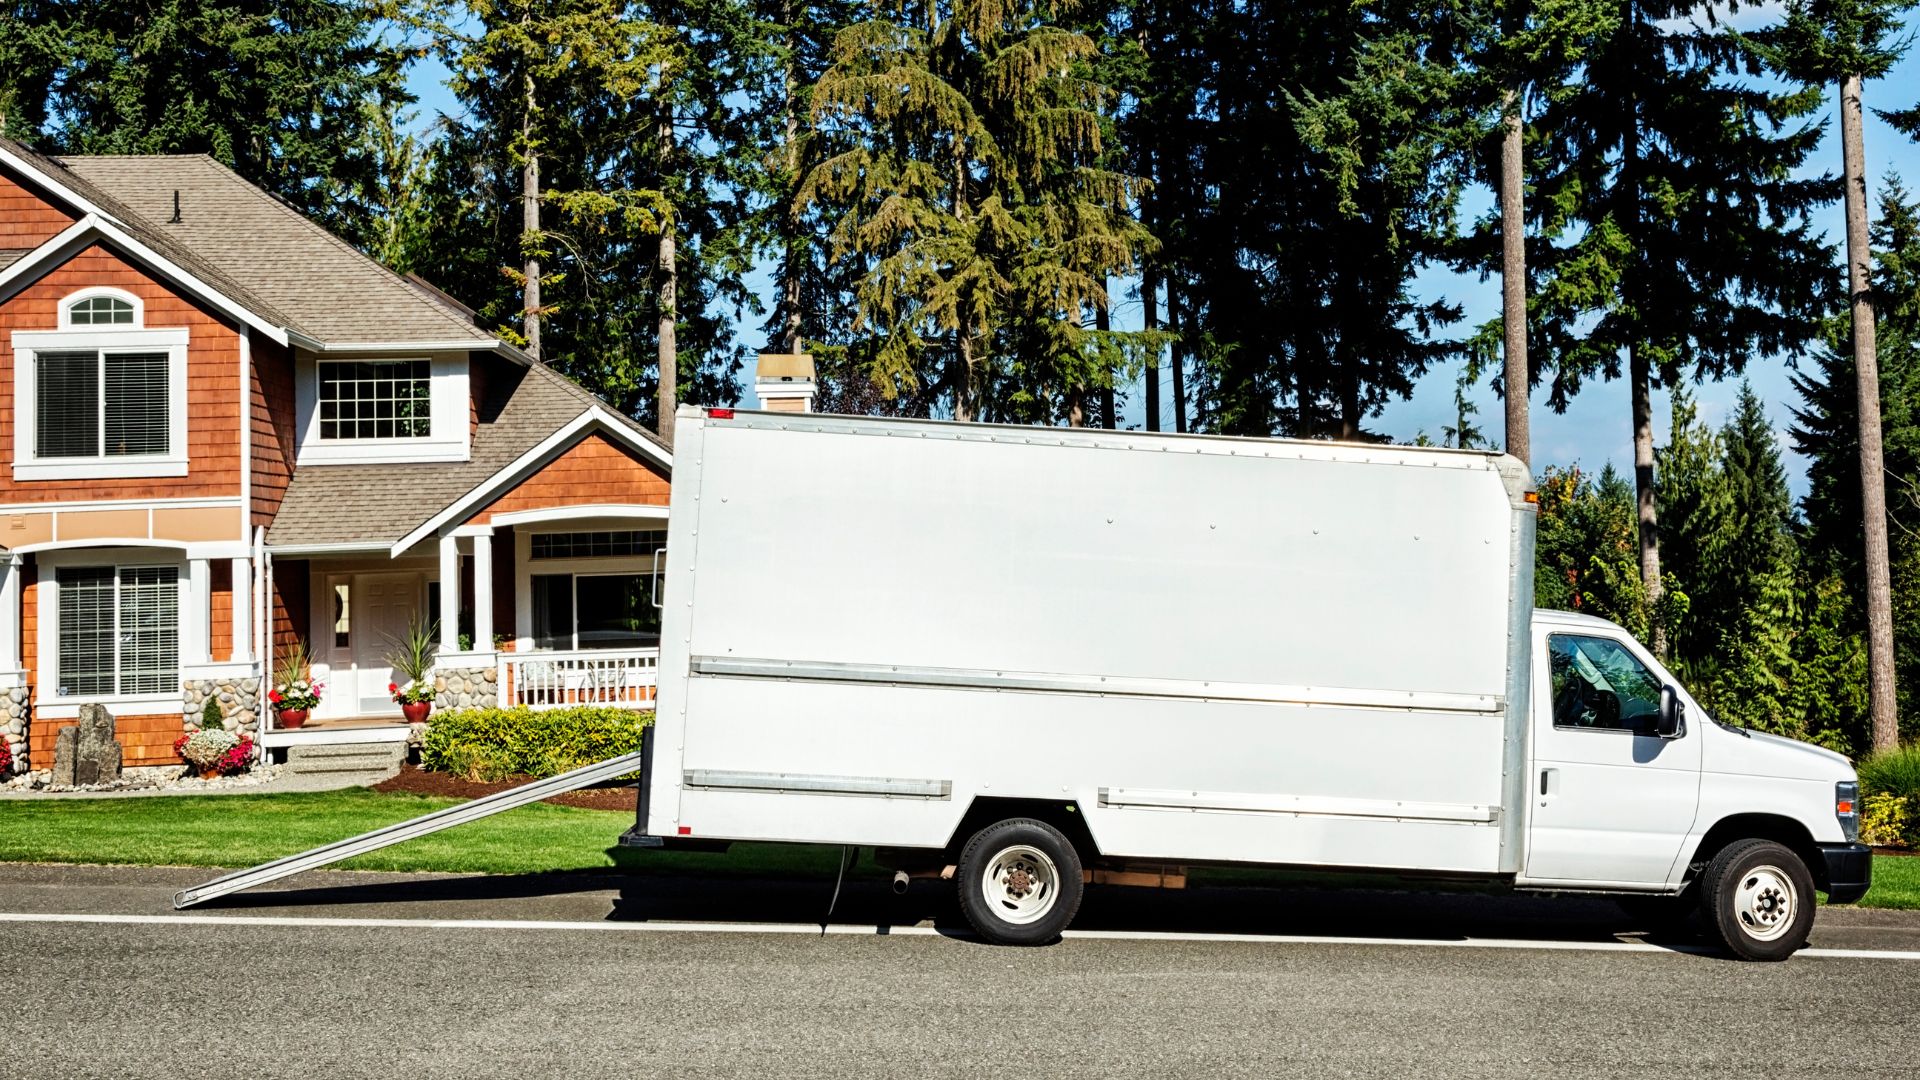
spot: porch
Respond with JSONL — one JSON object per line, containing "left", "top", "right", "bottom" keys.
{"left": 263, "top": 510, "right": 666, "bottom": 747}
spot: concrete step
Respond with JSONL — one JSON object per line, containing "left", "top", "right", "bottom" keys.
{"left": 285, "top": 742, "right": 406, "bottom": 778}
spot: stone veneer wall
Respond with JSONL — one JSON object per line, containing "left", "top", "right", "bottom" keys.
{"left": 3, "top": 686, "right": 27, "bottom": 772}
{"left": 183, "top": 677, "right": 262, "bottom": 740}
{"left": 433, "top": 666, "right": 498, "bottom": 711}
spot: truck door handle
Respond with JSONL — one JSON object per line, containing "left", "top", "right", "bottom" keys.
{"left": 1539, "top": 768, "right": 1558, "bottom": 803}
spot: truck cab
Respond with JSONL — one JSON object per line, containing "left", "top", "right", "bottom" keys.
{"left": 1522, "top": 609, "right": 1870, "bottom": 958}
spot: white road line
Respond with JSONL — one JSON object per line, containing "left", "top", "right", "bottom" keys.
{"left": 0, "top": 910, "right": 1916, "bottom": 960}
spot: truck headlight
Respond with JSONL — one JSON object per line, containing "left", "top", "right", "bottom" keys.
{"left": 1837, "top": 781, "right": 1860, "bottom": 843}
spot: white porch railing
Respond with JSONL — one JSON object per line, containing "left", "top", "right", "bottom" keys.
{"left": 499, "top": 647, "right": 659, "bottom": 710}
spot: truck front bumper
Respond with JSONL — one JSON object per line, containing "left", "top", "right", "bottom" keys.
{"left": 1819, "top": 842, "right": 1873, "bottom": 904}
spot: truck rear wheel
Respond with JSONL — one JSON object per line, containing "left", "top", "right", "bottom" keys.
{"left": 955, "top": 818, "right": 1084, "bottom": 945}
{"left": 1699, "top": 839, "right": 1815, "bottom": 962}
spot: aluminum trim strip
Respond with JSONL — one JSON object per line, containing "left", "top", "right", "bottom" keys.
{"left": 1097, "top": 786, "right": 1499, "bottom": 824}
{"left": 683, "top": 769, "right": 952, "bottom": 800}
{"left": 689, "top": 656, "right": 1502, "bottom": 715}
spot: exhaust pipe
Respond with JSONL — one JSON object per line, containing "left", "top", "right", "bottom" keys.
{"left": 891, "top": 870, "right": 911, "bottom": 895}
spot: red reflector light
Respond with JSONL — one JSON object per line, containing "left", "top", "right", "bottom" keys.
{"left": 707, "top": 408, "right": 735, "bottom": 419}
{"left": 1837, "top": 800, "right": 1854, "bottom": 814}
{"left": 677, "top": 825, "right": 692, "bottom": 835}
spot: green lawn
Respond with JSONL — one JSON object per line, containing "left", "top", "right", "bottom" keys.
{"left": 0, "top": 789, "right": 850, "bottom": 878}
{"left": 3, "top": 788, "right": 1916, "bottom": 910}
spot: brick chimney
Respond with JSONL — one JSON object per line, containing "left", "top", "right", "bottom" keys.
{"left": 755, "top": 353, "right": 817, "bottom": 413}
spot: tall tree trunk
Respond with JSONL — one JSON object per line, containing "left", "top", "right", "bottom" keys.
{"left": 1630, "top": 343, "right": 1665, "bottom": 656}
{"left": 1499, "top": 89, "right": 1529, "bottom": 464}
{"left": 953, "top": 325, "right": 975, "bottom": 422}
{"left": 656, "top": 105, "right": 678, "bottom": 445}
{"left": 1096, "top": 300, "right": 1115, "bottom": 429}
{"left": 521, "top": 70, "right": 541, "bottom": 363}
{"left": 1143, "top": 264, "right": 1161, "bottom": 432}
{"left": 1842, "top": 73, "right": 1899, "bottom": 751}
{"left": 778, "top": 0, "right": 803, "bottom": 354}
{"left": 1168, "top": 277, "right": 1187, "bottom": 434}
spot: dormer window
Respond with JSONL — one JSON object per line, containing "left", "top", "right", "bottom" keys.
{"left": 295, "top": 353, "right": 468, "bottom": 464}
{"left": 318, "top": 360, "right": 431, "bottom": 440}
{"left": 11, "top": 290, "right": 187, "bottom": 480}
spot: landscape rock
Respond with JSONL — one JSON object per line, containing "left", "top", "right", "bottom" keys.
{"left": 52, "top": 703, "right": 122, "bottom": 786}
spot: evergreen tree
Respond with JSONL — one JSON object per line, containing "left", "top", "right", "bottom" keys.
{"left": 0, "top": 1, "right": 61, "bottom": 136}
{"left": 1528, "top": 1, "right": 1834, "bottom": 657}
{"left": 1754, "top": 0, "right": 1917, "bottom": 749}
{"left": 1794, "top": 177, "right": 1920, "bottom": 740}
{"left": 27, "top": 0, "right": 406, "bottom": 246}
{"left": 801, "top": 0, "right": 1151, "bottom": 422}
{"left": 1534, "top": 463, "right": 1652, "bottom": 639}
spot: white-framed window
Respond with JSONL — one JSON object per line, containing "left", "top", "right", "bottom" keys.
{"left": 54, "top": 564, "right": 180, "bottom": 696}
{"left": 317, "top": 359, "right": 433, "bottom": 440}
{"left": 11, "top": 320, "right": 189, "bottom": 481}
{"left": 294, "top": 353, "right": 469, "bottom": 464}
{"left": 525, "top": 529, "right": 665, "bottom": 650}
{"left": 58, "top": 287, "right": 143, "bottom": 330}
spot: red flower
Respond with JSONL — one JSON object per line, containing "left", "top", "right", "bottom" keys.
{"left": 388, "top": 682, "right": 398, "bottom": 694}
{"left": 267, "top": 689, "right": 282, "bottom": 703}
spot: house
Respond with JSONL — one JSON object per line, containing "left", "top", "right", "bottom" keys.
{"left": 0, "top": 137, "right": 736, "bottom": 770}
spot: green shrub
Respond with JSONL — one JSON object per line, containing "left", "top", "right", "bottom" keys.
{"left": 200, "top": 697, "right": 223, "bottom": 731}
{"left": 1858, "top": 742, "right": 1920, "bottom": 801}
{"left": 1861, "top": 793, "right": 1917, "bottom": 849}
{"left": 420, "top": 706, "right": 652, "bottom": 782}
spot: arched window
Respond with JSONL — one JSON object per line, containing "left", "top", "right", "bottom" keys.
{"left": 59, "top": 289, "right": 142, "bottom": 329}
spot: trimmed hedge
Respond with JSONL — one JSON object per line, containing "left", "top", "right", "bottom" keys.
{"left": 420, "top": 706, "right": 652, "bottom": 782}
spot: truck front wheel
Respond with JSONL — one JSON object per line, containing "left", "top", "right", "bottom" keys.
{"left": 955, "top": 818, "right": 1084, "bottom": 945}
{"left": 1700, "top": 839, "right": 1816, "bottom": 961}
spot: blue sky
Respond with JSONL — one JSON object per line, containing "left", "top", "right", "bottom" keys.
{"left": 405, "top": 10, "right": 1920, "bottom": 496}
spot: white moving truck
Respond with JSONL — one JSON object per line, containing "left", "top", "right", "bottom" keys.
{"left": 632, "top": 407, "right": 1869, "bottom": 959}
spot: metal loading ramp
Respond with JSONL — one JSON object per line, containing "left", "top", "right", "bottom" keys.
{"left": 173, "top": 748, "right": 649, "bottom": 909}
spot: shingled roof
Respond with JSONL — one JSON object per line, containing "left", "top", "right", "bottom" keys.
{"left": 47, "top": 153, "right": 493, "bottom": 348}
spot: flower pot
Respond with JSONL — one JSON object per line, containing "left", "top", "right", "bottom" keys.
{"left": 401, "top": 701, "right": 432, "bottom": 724}
{"left": 198, "top": 767, "right": 222, "bottom": 780}
{"left": 276, "top": 708, "right": 309, "bottom": 729}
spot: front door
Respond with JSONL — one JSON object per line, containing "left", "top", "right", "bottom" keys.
{"left": 1524, "top": 628, "right": 1702, "bottom": 886}
{"left": 351, "top": 573, "right": 422, "bottom": 715}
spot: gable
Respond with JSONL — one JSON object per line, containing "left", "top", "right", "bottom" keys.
{"left": 471, "top": 433, "right": 671, "bottom": 524}
{"left": 0, "top": 165, "right": 76, "bottom": 252}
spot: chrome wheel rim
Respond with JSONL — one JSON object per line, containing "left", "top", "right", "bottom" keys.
{"left": 981, "top": 844, "right": 1060, "bottom": 926}
{"left": 1734, "top": 865, "right": 1798, "bottom": 942}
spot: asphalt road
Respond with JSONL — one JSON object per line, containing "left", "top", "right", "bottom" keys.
{"left": 6, "top": 863, "right": 1920, "bottom": 1079}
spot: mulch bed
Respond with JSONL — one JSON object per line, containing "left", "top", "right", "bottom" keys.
{"left": 373, "top": 766, "right": 638, "bottom": 813}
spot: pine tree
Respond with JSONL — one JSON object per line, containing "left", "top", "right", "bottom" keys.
{"left": 29, "top": 0, "right": 406, "bottom": 246}
{"left": 1794, "top": 177, "right": 1920, "bottom": 741}
{"left": 0, "top": 1, "right": 61, "bottom": 137}
{"left": 1524, "top": 4, "right": 1833, "bottom": 658}
{"left": 1753, "top": 0, "right": 1917, "bottom": 749}
{"left": 801, "top": 0, "right": 1151, "bottom": 422}
{"left": 1534, "top": 463, "right": 1652, "bottom": 638}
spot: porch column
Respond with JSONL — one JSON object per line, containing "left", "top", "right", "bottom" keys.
{"left": 229, "top": 557, "right": 253, "bottom": 665}
{"left": 438, "top": 534, "right": 461, "bottom": 656}
{"left": 470, "top": 532, "right": 493, "bottom": 653}
{"left": 0, "top": 553, "right": 22, "bottom": 679}
{"left": 184, "top": 558, "right": 212, "bottom": 667}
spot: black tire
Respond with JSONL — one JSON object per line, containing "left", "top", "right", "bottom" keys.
{"left": 1699, "top": 839, "right": 1816, "bottom": 961}
{"left": 955, "top": 818, "right": 1084, "bottom": 945}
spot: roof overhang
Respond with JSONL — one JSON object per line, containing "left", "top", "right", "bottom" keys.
{"left": 285, "top": 329, "right": 504, "bottom": 356}
{"left": 388, "top": 407, "right": 675, "bottom": 557}
{"left": 0, "top": 213, "right": 290, "bottom": 346}
{"left": 0, "top": 143, "right": 121, "bottom": 225}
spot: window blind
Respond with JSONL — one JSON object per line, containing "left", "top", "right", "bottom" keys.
{"left": 56, "top": 567, "right": 116, "bottom": 696}
{"left": 118, "top": 567, "right": 179, "bottom": 694}
{"left": 104, "top": 352, "right": 170, "bottom": 456}
{"left": 36, "top": 352, "right": 99, "bottom": 459}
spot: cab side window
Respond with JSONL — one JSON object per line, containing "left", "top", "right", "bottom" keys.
{"left": 1547, "top": 634, "right": 1665, "bottom": 735}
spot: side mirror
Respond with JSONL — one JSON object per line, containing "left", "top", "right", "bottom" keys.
{"left": 1657, "top": 686, "right": 1685, "bottom": 739}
